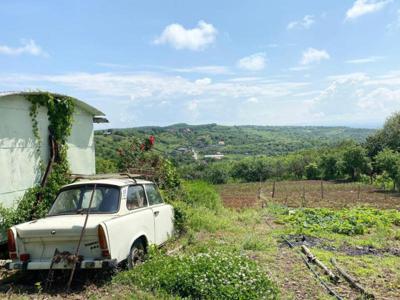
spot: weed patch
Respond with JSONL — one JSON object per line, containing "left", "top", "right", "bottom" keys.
{"left": 114, "top": 250, "right": 279, "bottom": 300}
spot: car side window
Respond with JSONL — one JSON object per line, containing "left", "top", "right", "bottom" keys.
{"left": 127, "top": 185, "right": 147, "bottom": 210}
{"left": 145, "top": 184, "right": 163, "bottom": 205}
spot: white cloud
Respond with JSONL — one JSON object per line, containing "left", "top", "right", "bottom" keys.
{"left": 364, "top": 71, "right": 400, "bottom": 86}
{"left": 345, "top": 56, "right": 384, "bottom": 64}
{"left": 195, "top": 77, "right": 212, "bottom": 85}
{"left": 0, "top": 72, "right": 308, "bottom": 103}
{"left": 154, "top": 20, "right": 217, "bottom": 51}
{"left": 246, "top": 97, "right": 259, "bottom": 103}
{"left": 289, "top": 66, "right": 311, "bottom": 72}
{"left": 186, "top": 99, "right": 199, "bottom": 111}
{"left": 237, "top": 53, "right": 267, "bottom": 71}
{"left": 387, "top": 9, "right": 400, "bottom": 32}
{"left": 287, "top": 15, "right": 315, "bottom": 30}
{"left": 327, "top": 72, "right": 369, "bottom": 84}
{"left": 358, "top": 88, "right": 400, "bottom": 112}
{"left": 171, "top": 65, "right": 230, "bottom": 75}
{"left": 346, "top": 0, "right": 392, "bottom": 20}
{"left": 96, "top": 62, "right": 130, "bottom": 69}
{"left": 0, "top": 39, "right": 47, "bottom": 57}
{"left": 226, "top": 77, "right": 263, "bottom": 82}
{"left": 4, "top": 70, "right": 400, "bottom": 127}
{"left": 300, "top": 48, "right": 330, "bottom": 65}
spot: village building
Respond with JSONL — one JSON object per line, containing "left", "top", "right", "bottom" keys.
{"left": 204, "top": 154, "right": 225, "bottom": 160}
{"left": 0, "top": 91, "right": 107, "bottom": 209}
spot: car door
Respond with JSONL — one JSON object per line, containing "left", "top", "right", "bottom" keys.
{"left": 144, "top": 184, "right": 174, "bottom": 245}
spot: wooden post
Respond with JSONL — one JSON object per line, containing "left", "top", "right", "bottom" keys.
{"left": 285, "top": 188, "right": 288, "bottom": 207}
{"left": 301, "top": 185, "right": 306, "bottom": 207}
{"left": 320, "top": 180, "right": 324, "bottom": 200}
{"left": 383, "top": 184, "right": 387, "bottom": 201}
{"left": 272, "top": 181, "right": 276, "bottom": 198}
{"left": 357, "top": 184, "right": 361, "bottom": 201}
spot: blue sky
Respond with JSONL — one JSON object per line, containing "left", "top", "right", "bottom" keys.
{"left": 1, "top": 0, "right": 400, "bottom": 129}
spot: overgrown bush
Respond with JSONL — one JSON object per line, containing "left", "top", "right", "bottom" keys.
{"left": 169, "top": 181, "right": 227, "bottom": 234}
{"left": 181, "top": 181, "right": 223, "bottom": 211}
{"left": 115, "top": 250, "right": 279, "bottom": 300}
{"left": 279, "top": 207, "right": 400, "bottom": 235}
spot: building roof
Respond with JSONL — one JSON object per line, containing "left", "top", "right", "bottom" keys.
{"left": 0, "top": 91, "right": 106, "bottom": 117}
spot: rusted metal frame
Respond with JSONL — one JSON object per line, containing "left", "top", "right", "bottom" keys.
{"left": 44, "top": 248, "right": 59, "bottom": 290}
{"left": 66, "top": 183, "right": 97, "bottom": 291}
{"left": 70, "top": 172, "right": 157, "bottom": 183}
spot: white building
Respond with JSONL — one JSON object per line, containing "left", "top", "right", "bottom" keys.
{"left": 0, "top": 91, "right": 107, "bottom": 209}
{"left": 204, "top": 154, "right": 225, "bottom": 160}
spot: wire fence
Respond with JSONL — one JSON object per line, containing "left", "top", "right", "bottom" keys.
{"left": 216, "top": 180, "right": 400, "bottom": 210}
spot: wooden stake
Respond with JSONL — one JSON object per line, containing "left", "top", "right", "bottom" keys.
{"left": 320, "top": 180, "right": 324, "bottom": 200}
{"left": 272, "top": 181, "right": 276, "bottom": 198}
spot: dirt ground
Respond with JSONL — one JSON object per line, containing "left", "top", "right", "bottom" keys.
{"left": 216, "top": 180, "right": 400, "bottom": 210}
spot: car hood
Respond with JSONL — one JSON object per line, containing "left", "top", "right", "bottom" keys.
{"left": 15, "top": 214, "right": 118, "bottom": 239}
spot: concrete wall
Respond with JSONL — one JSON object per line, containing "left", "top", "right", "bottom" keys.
{"left": 0, "top": 94, "right": 95, "bottom": 209}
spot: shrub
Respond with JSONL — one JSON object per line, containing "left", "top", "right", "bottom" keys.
{"left": 95, "top": 157, "right": 118, "bottom": 173}
{"left": 181, "top": 181, "right": 222, "bottom": 211}
{"left": 171, "top": 201, "right": 189, "bottom": 235}
{"left": 115, "top": 250, "right": 279, "bottom": 300}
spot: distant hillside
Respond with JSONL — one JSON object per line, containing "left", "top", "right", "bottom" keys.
{"left": 95, "top": 123, "right": 376, "bottom": 163}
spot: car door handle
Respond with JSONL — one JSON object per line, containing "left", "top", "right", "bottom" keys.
{"left": 154, "top": 211, "right": 159, "bottom": 217}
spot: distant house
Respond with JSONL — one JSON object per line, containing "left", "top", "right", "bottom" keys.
{"left": 0, "top": 91, "right": 107, "bottom": 208}
{"left": 204, "top": 154, "right": 225, "bottom": 160}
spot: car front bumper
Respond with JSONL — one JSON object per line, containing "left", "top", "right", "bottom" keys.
{"left": 5, "top": 259, "right": 117, "bottom": 270}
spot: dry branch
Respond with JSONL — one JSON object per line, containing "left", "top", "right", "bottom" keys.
{"left": 330, "top": 258, "right": 375, "bottom": 299}
{"left": 166, "top": 245, "right": 184, "bottom": 256}
{"left": 301, "top": 245, "right": 339, "bottom": 282}
{"left": 301, "top": 255, "right": 343, "bottom": 300}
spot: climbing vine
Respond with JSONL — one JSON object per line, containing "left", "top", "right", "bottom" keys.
{"left": 0, "top": 92, "right": 75, "bottom": 229}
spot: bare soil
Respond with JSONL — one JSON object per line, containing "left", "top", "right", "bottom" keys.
{"left": 217, "top": 180, "right": 400, "bottom": 209}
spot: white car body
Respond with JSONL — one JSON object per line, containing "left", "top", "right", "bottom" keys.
{"left": 6, "top": 178, "right": 174, "bottom": 270}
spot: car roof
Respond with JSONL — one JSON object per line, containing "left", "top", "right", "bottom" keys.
{"left": 63, "top": 178, "right": 154, "bottom": 188}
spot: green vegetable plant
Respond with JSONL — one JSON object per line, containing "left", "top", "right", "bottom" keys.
{"left": 279, "top": 207, "right": 400, "bottom": 236}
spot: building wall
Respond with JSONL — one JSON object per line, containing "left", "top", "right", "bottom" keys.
{"left": 0, "top": 94, "right": 95, "bottom": 209}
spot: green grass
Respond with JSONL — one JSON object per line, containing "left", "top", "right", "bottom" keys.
{"left": 114, "top": 249, "right": 279, "bottom": 300}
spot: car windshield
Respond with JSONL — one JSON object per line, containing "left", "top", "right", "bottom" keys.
{"left": 48, "top": 185, "right": 120, "bottom": 215}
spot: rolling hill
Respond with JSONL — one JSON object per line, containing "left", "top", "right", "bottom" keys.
{"left": 95, "top": 123, "right": 376, "bottom": 163}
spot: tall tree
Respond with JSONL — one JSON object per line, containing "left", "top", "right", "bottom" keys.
{"left": 375, "top": 148, "right": 400, "bottom": 190}
{"left": 339, "top": 144, "right": 370, "bottom": 180}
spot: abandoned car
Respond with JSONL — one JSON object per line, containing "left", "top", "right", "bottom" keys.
{"left": 5, "top": 177, "right": 174, "bottom": 270}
